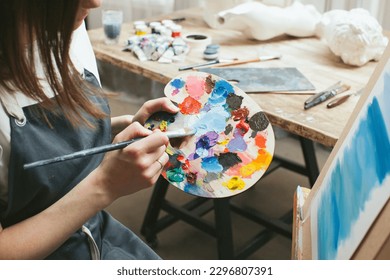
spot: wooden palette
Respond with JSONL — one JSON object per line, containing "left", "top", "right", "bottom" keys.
{"left": 145, "top": 72, "right": 275, "bottom": 198}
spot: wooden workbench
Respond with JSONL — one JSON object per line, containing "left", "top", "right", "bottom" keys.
{"left": 87, "top": 8, "right": 380, "bottom": 148}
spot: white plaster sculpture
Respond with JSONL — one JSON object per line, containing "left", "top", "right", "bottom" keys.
{"left": 206, "top": 1, "right": 322, "bottom": 41}
{"left": 316, "top": 8, "right": 388, "bottom": 66}
{"left": 202, "top": 0, "right": 252, "bottom": 29}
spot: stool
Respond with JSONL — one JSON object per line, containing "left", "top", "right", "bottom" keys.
{"left": 140, "top": 136, "right": 319, "bottom": 259}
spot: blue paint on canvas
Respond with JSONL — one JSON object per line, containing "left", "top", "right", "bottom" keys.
{"left": 317, "top": 72, "right": 390, "bottom": 259}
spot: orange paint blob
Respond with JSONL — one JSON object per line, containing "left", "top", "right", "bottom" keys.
{"left": 255, "top": 133, "right": 267, "bottom": 148}
{"left": 177, "top": 155, "right": 185, "bottom": 161}
{"left": 239, "top": 149, "right": 272, "bottom": 178}
{"left": 178, "top": 96, "right": 202, "bottom": 114}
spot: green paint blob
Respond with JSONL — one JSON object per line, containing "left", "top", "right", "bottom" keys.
{"left": 166, "top": 168, "right": 185, "bottom": 182}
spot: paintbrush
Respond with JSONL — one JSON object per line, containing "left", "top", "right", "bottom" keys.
{"left": 304, "top": 83, "right": 351, "bottom": 110}
{"left": 210, "top": 54, "right": 282, "bottom": 68}
{"left": 178, "top": 59, "right": 237, "bottom": 71}
{"left": 24, "top": 128, "right": 196, "bottom": 170}
{"left": 326, "top": 88, "right": 364, "bottom": 108}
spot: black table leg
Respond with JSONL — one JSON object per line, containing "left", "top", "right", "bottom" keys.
{"left": 299, "top": 136, "right": 320, "bottom": 186}
{"left": 214, "top": 198, "right": 234, "bottom": 259}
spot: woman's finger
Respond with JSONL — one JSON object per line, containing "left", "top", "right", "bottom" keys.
{"left": 132, "top": 97, "right": 179, "bottom": 124}
{"left": 147, "top": 152, "right": 170, "bottom": 179}
{"left": 114, "top": 121, "right": 152, "bottom": 143}
{"left": 124, "top": 129, "right": 169, "bottom": 155}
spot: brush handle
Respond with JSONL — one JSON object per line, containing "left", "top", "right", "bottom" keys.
{"left": 179, "top": 60, "right": 220, "bottom": 71}
{"left": 24, "top": 138, "right": 140, "bottom": 169}
{"left": 327, "top": 88, "right": 363, "bottom": 108}
{"left": 327, "top": 94, "right": 351, "bottom": 108}
{"left": 212, "top": 58, "right": 260, "bottom": 68}
{"left": 24, "top": 128, "right": 196, "bottom": 170}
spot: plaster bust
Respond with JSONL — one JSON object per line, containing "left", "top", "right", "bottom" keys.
{"left": 203, "top": 1, "right": 388, "bottom": 66}
{"left": 316, "top": 8, "right": 388, "bottom": 66}
{"left": 205, "top": 1, "right": 322, "bottom": 41}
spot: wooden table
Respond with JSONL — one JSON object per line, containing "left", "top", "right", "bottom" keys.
{"left": 88, "top": 8, "right": 380, "bottom": 148}
{"left": 88, "top": 8, "right": 383, "bottom": 259}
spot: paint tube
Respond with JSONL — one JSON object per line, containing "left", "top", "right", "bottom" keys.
{"left": 159, "top": 26, "right": 172, "bottom": 37}
{"left": 158, "top": 47, "right": 174, "bottom": 64}
{"left": 126, "top": 35, "right": 140, "bottom": 46}
{"left": 149, "top": 22, "right": 162, "bottom": 34}
{"left": 162, "top": 19, "right": 174, "bottom": 28}
{"left": 172, "top": 38, "right": 188, "bottom": 55}
{"left": 130, "top": 45, "right": 147, "bottom": 62}
{"left": 142, "top": 40, "right": 157, "bottom": 60}
{"left": 150, "top": 41, "right": 169, "bottom": 61}
{"left": 171, "top": 24, "right": 182, "bottom": 38}
{"left": 157, "top": 41, "right": 170, "bottom": 54}
{"left": 135, "top": 24, "right": 148, "bottom": 36}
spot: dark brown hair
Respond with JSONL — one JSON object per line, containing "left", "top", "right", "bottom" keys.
{"left": 0, "top": 0, "right": 105, "bottom": 126}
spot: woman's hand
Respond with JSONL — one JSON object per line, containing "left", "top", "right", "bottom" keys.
{"left": 0, "top": 123, "right": 170, "bottom": 260}
{"left": 91, "top": 122, "right": 170, "bottom": 204}
{"left": 111, "top": 97, "right": 179, "bottom": 137}
{"left": 131, "top": 97, "right": 179, "bottom": 125}
{"left": 111, "top": 115, "right": 133, "bottom": 137}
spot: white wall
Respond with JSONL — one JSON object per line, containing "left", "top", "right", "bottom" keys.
{"left": 298, "top": 0, "right": 390, "bottom": 29}
{"left": 88, "top": 0, "right": 178, "bottom": 29}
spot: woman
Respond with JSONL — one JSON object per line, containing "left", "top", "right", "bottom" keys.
{"left": 0, "top": 0, "right": 179, "bottom": 259}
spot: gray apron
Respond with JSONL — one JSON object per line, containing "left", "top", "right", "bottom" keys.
{"left": 0, "top": 70, "right": 160, "bottom": 260}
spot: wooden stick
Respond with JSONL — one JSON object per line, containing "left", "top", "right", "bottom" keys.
{"left": 212, "top": 57, "right": 261, "bottom": 68}
{"left": 212, "top": 54, "right": 281, "bottom": 68}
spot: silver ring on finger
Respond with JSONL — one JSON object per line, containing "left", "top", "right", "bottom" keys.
{"left": 156, "top": 158, "right": 164, "bottom": 169}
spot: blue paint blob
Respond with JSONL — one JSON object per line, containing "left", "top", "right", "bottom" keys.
{"left": 194, "top": 132, "right": 219, "bottom": 158}
{"left": 170, "top": 78, "right": 185, "bottom": 89}
{"left": 196, "top": 132, "right": 219, "bottom": 150}
{"left": 201, "top": 156, "right": 223, "bottom": 173}
{"left": 208, "top": 80, "right": 234, "bottom": 105}
{"left": 194, "top": 105, "right": 230, "bottom": 135}
{"left": 183, "top": 183, "right": 212, "bottom": 197}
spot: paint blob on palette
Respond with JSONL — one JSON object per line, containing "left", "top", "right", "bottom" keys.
{"left": 145, "top": 72, "right": 275, "bottom": 198}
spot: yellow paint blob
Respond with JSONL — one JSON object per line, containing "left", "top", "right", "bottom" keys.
{"left": 217, "top": 138, "right": 230, "bottom": 146}
{"left": 223, "top": 176, "right": 246, "bottom": 191}
{"left": 159, "top": 120, "right": 168, "bottom": 132}
{"left": 240, "top": 149, "right": 272, "bottom": 178}
{"left": 165, "top": 145, "right": 176, "bottom": 156}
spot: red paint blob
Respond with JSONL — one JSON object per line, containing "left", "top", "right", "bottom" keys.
{"left": 255, "top": 133, "right": 267, "bottom": 148}
{"left": 179, "top": 96, "right": 202, "bottom": 114}
{"left": 236, "top": 120, "right": 250, "bottom": 135}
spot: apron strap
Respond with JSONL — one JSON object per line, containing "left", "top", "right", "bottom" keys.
{"left": 81, "top": 225, "right": 101, "bottom": 260}
{"left": 0, "top": 92, "right": 26, "bottom": 126}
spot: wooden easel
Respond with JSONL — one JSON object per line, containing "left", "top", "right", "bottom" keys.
{"left": 291, "top": 44, "right": 390, "bottom": 260}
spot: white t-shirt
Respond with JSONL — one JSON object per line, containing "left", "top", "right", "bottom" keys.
{"left": 0, "top": 22, "right": 100, "bottom": 207}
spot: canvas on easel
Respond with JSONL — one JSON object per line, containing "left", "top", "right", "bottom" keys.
{"left": 294, "top": 43, "right": 390, "bottom": 260}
